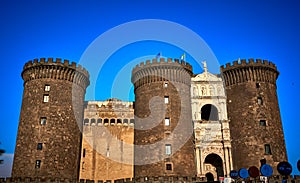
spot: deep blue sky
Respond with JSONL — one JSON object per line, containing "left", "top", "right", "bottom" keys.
{"left": 0, "top": 0, "right": 300, "bottom": 176}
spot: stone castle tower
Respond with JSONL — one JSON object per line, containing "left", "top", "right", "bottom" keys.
{"left": 220, "top": 59, "right": 287, "bottom": 172}
{"left": 12, "top": 58, "right": 89, "bottom": 179}
{"left": 131, "top": 58, "right": 196, "bottom": 177}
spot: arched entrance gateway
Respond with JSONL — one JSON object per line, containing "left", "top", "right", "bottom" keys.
{"left": 205, "top": 172, "right": 214, "bottom": 182}
{"left": 204, "top": 153, "right": 224, "bottom": 181}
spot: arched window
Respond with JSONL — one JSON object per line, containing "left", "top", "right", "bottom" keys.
{"left": 117, "top": 119, "right": 122, "bottom": 124}
{"left": 123, "top": 119, "right": 128, "bottom": 124}
{"left": 110, "top": 119, "right": 115, "bottom": 124}
{"left": 83, "top": 118, "right": 89, "bottom": 126}
{"left": 104, "top": 118, "right": 109, "bottom": 124}
{"left": 97, "top": 118, "right": 102, "bottom": 125}
{"left": 130, "top": 119, "right": 135, "bottom": 124}
{"left": 201, "top": 104, "right": 219, "bottom": 121}
{"left": 91, "top": 118, "right": 96, "bottom": 125}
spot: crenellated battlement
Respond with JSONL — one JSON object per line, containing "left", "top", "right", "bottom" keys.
{"left": 21, "top": 58, "right": 90, "bottom": 89}
{"left": 23, "top": 58, "right": 89, "bottom": 76}
{"left": 131, "top": 58, "right": 193, "bottom": 89}
{"left": 220, "top": 58, "right": 279, "bottom": 86}
{"left": 220, "top": 58, "right": 277, "bottom": 71}
{"left": 84, "top": 99, "right": 134, "bottom": 110}
{"left": 83, "top": 118, "right": 135, "bottom": 127}
{"left": 132, "top": 57, "right": 193, "bottom": 74}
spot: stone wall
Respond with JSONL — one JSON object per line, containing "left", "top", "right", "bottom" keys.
{"left": 79, "top": 100, "right": 134, "bottom": 181}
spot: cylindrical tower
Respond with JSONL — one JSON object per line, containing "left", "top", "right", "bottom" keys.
{"left": 12, "top": 58, "right": 89, "bottom": 179}
{"left": 220, "top": 58, "right": 287, "bottom": 172}
{"left": 131, "top": 58, "right": 196, "bottom": 178}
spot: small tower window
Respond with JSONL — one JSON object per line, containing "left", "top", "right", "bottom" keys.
{"left": 44, "top": 85, "right": 50, "bottom": 91}
{"left": 123, "top": 119, "right": 128, "bottom": 124}
{"left": 40, "top": 117, "right": 47, "bottom": 125}
{"left": 164, "top": 96, "right": 169, "bottom": 104}
{"left": 256, "top": 83, "right": 260, "bottom": 89}
{"left": 165, "top": 144, "right": 171, "bottom": 155}
{"left": 43, "top": 94, "right": 49, "bottom": 103}
{"left": 260, "top": 120, "right": 266, "bottom": 126}
{"left": 82, "top": 162, "right": 85, "bottom": 170}
{"left": 83, "top": 149, "right": 86, "bottom": 157}
{"left": 257, "top": 97, "right": 263, "bottom": 105}
{"left": 165, "top": 118, "right": 170, "bottom": 126}
{"left": 164, "top": 82, "right": 168, "bottom": 88}
{"left": 166, "top": 163, "right": 172, "bottom": 170}
{"left": 264, "top": 144, "right": 272, "bottom": 155}
{"left": 37, "top": 143, "right": 43, "bottom": 150}
{"left": 35, "top": 160, "right": 41, "bottom": 169}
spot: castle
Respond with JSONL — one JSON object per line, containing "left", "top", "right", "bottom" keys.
{"left": 8, "top": 57, "right": 292, "bottom": 183}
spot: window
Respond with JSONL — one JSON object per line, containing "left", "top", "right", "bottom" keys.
{"left": 165, "top": 144, "right": 171, "bottom": 155}
{"left": 104, "top": 118, "right": 109, "bottom": 124}
{"left": 37, "top": 143, "right": 43, "bottom": 150}
{"left": 166, "top": 163, "right": 172, "bottom": 170}
{"left": 44, "top": 85, "right": 50, "bottom": 91}
{"left": 83, "top": 118, "right": 89, "bottom": 126}
{"left": 164, "top": 82, "right": 168, "bottom": 88}
{"left": 110, "top": 119, "right": 115, "bottom": 124}
{"left": 130, "top": 119, "right": 135, "bottom": 124}
{"left": 106, "top": 146, "right": 110, "bottom": 157}
{"left": 260, "top": 120, "right": 266, "bottom": 126}
{"left": 35, "top": 160, "right": 41, "bottom": 169}
{"left": 97, "top": 118, "right": 102, "bottom": 125}
{"left": 117, "top": 119, "right": 122, "bottom": 124}
{"left": 40, "top": 117, "right": 47, "bottom": 125}
{"left": 201, "top": 104, "right": 219, "bottom": 121}
{"left": 83, "top": 149, "right": 86, "bottom": 157}
{"left": 123, "top": 119, "right": 128, "bottom": 124}
{"left": 265, "top": 144, "right": 272, "bottom": 155}
{"left": 165, "top": 118, "right": 170, "bottom": 126}
{"left": 43, "top": 94, "right": 49, "bottom": 103}
{"left": 257, "top": 97, "right": 263, "bottom": 105}
{"left": 164, "top": 96, "right": 169, "bottom": 104}
{"left": 91, "top": 118, "right": 96, "bottom": 125}
{"left": 256, "top": 83, "right": 260, "bottom": 89}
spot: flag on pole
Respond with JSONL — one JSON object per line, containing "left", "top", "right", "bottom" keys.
{"left": 156, "top": 52, "right": 161, "bottom": 60}
{"left": 180, "top": 53, "right": 186, "bottom": 61}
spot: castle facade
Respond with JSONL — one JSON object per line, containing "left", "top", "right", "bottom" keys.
{"left": 11, "top": 57, "right": 288, "bottom": 182}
